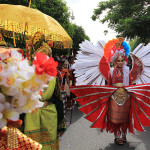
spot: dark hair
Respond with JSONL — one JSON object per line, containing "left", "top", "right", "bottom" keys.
{"left": 68, "top": 55, "right": 74, "bottom": 61}
{"left": 53, "top": 56, "right": 58, "bottom": 62}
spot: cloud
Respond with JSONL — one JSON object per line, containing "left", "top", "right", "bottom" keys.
{"left": 66, "top": 0, "right": 117, "bottom": 44}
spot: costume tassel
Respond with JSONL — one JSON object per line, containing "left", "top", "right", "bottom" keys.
{"left": 12, "top": 25, "right": 16, "bottom": 47}
{"left": 28, "top": 0, "right": 31, "bottom": 8}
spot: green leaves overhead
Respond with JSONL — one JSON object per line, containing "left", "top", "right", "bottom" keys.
{"left": 92, "top": 0, "right": 150, "bottom": 43}
{"left": 71, "top": 24, "right": 90, "bottom": 54}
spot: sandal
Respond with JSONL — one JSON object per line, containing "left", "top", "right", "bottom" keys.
{"left": 122, "top": 136, "right": 127, "bottom": 143}
{"left": 114, "top": 138, "right": 124, "bottom": 146}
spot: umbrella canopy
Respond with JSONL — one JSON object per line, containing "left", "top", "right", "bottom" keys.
{"left": 0, "top": 4, "right": 72, "bottom": 49}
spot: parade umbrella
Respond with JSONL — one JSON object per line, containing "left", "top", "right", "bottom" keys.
{"left": 0, "top": 4, "right": 72, "bottom": 49}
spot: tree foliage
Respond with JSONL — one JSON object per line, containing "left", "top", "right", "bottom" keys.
{"left": 129, "top": 37, "right": 142, "bottom": 52}
{"left": 0, "top": 0, "right": 28, "bottom": 6}
{"left": 31, "top": 0, "right": 71, "bottom": 32}
{"left": 92, "top": 0, "right": 150, "bottom": 43}
{"left": 71, "top": 24, "right": 90, "bottom": 55}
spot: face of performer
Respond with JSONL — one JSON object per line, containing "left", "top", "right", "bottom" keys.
{"left": 117, "top": 57, "right": 124, "bottom": 68}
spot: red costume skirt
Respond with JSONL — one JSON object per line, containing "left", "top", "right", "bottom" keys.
{"left": 107, "top": 96, "right": 130, "bottom": 137}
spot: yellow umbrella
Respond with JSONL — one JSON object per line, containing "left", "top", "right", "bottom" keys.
{"left": 0, "top": 4, "right": 72, "bottom": 49}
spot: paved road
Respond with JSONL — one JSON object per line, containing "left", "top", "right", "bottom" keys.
{"left": 60, "top": 105, "right": 150, "bottom": 150}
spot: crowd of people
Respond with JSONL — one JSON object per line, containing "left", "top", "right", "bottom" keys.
{"left": 56, "top": 55, "right": 76, "bottom": 110}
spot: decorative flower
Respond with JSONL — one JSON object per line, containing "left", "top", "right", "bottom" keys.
{"left": 29, "top": 43, "right": 33, "bottom": 47}
{"left": 103, "top": 38, "right": 130, "bottom": 62}
{"left": 33, "top": 52, "right": 58, "bottom": 76}
{"left": 0, "top": 92, "right": 19, "bottom": 128}
{"left": 48, "top": 41, "right": 53, "bottom": 47}
{"left": 0, "top": 51, "right": 10, "bottom": 60}
{"left": 0, "top": 50, "right": 57, "bottom": 129}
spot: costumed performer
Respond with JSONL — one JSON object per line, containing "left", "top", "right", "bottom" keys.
{"left": 61, "top": 60, "right": 70, "bottom": 109}
{"left": 24, "top": 32, "right": 66, "bottom": 150}
{"left": 70, "top": 37, "right": 150, "bottom": 146}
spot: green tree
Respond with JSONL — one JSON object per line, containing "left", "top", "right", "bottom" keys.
{"left": 92, "top": 0, "right": 150, "bottom": 43}
{"left": 71, "top": 24, "right": 90, "bottom": 55}
{"left": 129, "top": 37, "right": 142, "bottom": 52}
{"left": 0, "top": 0, "right": 28, "bottom": 6}
{"left": 31, "top": 0, "right": 71, "bottom": 32}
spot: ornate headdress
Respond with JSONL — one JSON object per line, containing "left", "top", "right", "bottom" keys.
{"left": 103, "top": 37, "right": 131, "bottom": 86}
{"left": 0, "top": 34, "right": 7, "bottom": 46}
{"left": 26, "top": 32, "right": 53, "bottom": 61}
{"left": 33, "top": 41, "right": 52, "bottom": 57}
{"left": 103, "top": 37, "right": 130, "bottom": 63}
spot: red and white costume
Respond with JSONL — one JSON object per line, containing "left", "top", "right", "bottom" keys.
{"left": 71, "top": 39, "right": 150, "bottom": 137}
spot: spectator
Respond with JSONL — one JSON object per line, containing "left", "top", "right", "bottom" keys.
{"left": 61, "top": 60, "right": 71, "bottom": 109}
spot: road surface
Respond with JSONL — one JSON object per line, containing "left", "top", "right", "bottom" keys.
{"left": 60, "top": 105, "right": 150, "bottom": 150}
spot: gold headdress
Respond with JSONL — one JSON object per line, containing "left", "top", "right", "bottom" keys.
{"left": 0, "top": 34, "right": 7, "bottom": 46}
{"left": 35, "top": 41, "right": 52, "bottom": 56}
{"left": 26, "top": 32, "right": 52, "bottom": 61}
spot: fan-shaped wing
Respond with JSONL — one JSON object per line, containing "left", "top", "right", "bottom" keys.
{"left": 126, "top": 84, "right": 150, "bottom": 132}
{"left": 70, "top": 85, "right": 117, "bottom": 129}
{"left": 73, "top": 40, "right": 110, "bottom": 85}
{"left": 131, "top": 43, "right": 150, "bottom": 84}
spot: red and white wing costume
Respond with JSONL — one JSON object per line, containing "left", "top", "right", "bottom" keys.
{"left": 71, "top": 40, "right": 150, "bottom": 133}
{"left": 73, "top": 40, "right": 109, "bottom": 85}
{"left": 71, "top": 84, "right": 150, "bottom": 133}
{"left": 130, "top": 43, "right": 150, "bottom": 84}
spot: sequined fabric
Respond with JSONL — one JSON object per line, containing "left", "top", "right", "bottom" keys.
{"left": 112, "top": 67, "right": 123, "bottom": 84}
{"left": 112, "top": 88, "right": 130, "bottom": 105}
{"left": 0, "top": 127, "right": 42, "bottom": 150}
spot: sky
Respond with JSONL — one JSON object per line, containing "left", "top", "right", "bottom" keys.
{"left": 65, "top": 0, "right": 117, "bottom": 45}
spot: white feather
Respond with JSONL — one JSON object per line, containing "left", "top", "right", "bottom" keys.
{"left": 140, "top": 74, "right": 150, "bottom": 83}
{"left": 132, "top": 43, "right": 150, "bottom": 84}
{"left": 140, "top": 54, "right": 150, "bottom": 66}
{"left": 135, "top": 43, "right": 150, "bottom": 58}
{"left": 74, "top": 40, "right": 106, "bottom": 86}
{"left": 92, "top": 75, "right": 103, "bottom": 85}
{"left": 76, "top": 67, "right": 100, "bottom": 85}
{"left": 143, "top": 67, "right": 150, "bottom": 75}
{"left": 135, "top": 78, "right": 142, "bottom": 85}
{"left": 141, "top": 54, "right": 150, "bottom": 61}
{"left": 132, "top": 43, "right": 144, "bottom": 54}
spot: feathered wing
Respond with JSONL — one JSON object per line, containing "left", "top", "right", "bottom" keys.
{"left": 73, "top": 40, "right": 110, "bottom": 86}
{"left": 126, "top": 84, "right": 150, "bottom": 133}
{"left": 70, "top": 85, "right": 117, "bottom": 129}
{"left": 71, "top": 84, "right": 150, "bottom": 130}
{"left": 131, "top": 43, "right": 150, "bottom": 84}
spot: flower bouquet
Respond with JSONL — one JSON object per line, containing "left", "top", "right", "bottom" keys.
{"left": 0, "top": 49, "right": 58, "bottom": 129}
